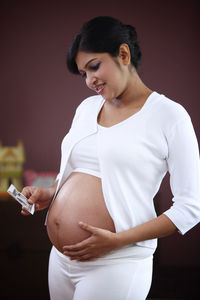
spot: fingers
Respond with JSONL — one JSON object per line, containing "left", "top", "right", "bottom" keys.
{"left": 21, "top": 186, "right": 39, "bottom": 205}
{"left": 73, "top": 254, "right": 95, "bottom": 262}
{"left": 63, "top": 237, "right": 92, "bottom": 252}
{"left": 21, "top": 203, "right": 39, "bottom": 215}
{"left": 63, "top": 247, "right": 88, "bottom": 258}
{"left": 63, "top": 233, "right": 98, "bottom": 261}
{"left": 27, "top": 191, "right": 38, "bottom": 205}
{"left": 62, "top": 222, "right": 99, "bottom": 252}
{"left": 62, "top": 222, "right": 115, "bottom": 261}
{"left": 21, "top": 186, "right": 33, "bottom": 198}
{"left": 63, "top": 246, "right": 96, "bottom": 262}
{"left": 78, "top": 221, "right": 98, "bottom": 234}
{"left": 21, "top": 206, "right": 30, "bottom": 216}
{"left": 79, "top": 254, "right": 95, "bottom": 262}
{"left": 63, "top": 243, "right": 89, "bottom": 261}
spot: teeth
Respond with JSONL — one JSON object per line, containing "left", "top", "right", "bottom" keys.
{"left": 95, "top": 84, "right": 104, "bottom": 91}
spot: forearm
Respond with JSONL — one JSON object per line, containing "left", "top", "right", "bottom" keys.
{"left": 115, "top": 214, "right": 178, "bottom": 248}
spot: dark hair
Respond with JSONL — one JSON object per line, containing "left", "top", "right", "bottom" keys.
{"left": 67, "top": 16, "right": 142, "bottom": 74}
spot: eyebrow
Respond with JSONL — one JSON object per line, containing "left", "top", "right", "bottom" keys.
{"left": 79, "top": 58, "right": 97, "bottom": 73}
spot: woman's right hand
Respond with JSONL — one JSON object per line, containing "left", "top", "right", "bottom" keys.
{"left": 21, "top": 184, "right": 57, "bottom": 216}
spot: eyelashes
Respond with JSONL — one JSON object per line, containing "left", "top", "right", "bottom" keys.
{"left": 90, "top": 62, "right": 100, "bottom": 71}
{"left": 79, "top": 62, "right": 101, "bottom": 78}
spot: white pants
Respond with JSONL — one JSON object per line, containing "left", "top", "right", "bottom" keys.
{"left": 48, "top": 246, "right": 153, "bottom": 300}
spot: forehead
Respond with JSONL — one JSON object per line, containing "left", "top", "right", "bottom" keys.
{"left": 76, "top": 51, "right": 107, "bottom": 69}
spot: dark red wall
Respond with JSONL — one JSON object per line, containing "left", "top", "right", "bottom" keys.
{"left": 1, "top": 0, "right": 199, "bottom": 266}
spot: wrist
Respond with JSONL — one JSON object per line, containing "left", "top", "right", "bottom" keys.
{"left": 114, "top": 229, "right": 136, "bottom": 249}
{"left": 114, "top": 231, "right": 127, "bottom": 249}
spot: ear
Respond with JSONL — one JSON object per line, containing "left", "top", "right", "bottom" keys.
{"left": 118, "top": 43, "right": 131, "bottom": 66}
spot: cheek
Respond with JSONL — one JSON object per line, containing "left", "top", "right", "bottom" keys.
{"left": 99, "top": 63, "right": 117, "bottom": 80}
{"left": 85, "top": 78, "right": 90, "bottom": 88}
{"left": 99, "top": 63, "right": 124, "bottom": 91}
{"left": 110, "top": 71, "right": 124, "bottom": 89}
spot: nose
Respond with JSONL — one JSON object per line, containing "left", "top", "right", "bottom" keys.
{"left": 86, "top": 73, "right": 97, "bottom": 90}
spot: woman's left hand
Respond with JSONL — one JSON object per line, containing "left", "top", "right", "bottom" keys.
{"left": 62, "top": 222, "right": 119, "bottom": 261}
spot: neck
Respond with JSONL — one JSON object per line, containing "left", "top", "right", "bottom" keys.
{"left": 114, "top": 71, "right": 152, "bottom": 108}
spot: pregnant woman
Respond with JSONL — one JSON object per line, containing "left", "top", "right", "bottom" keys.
{"left": 22, "top": 16, "right": 200, "bottom": 300}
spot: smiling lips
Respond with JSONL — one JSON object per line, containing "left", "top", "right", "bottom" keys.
{"left": 95, "top": 83, "right": 105, "bottom": 95}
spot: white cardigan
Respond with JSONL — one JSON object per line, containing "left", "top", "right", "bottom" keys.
{"left": 47, "top": 91, "right": 200, "bottom": 250}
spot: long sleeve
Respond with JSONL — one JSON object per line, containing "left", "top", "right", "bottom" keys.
{"left": 164, "top": 114, "right": 200, "bottom": 234}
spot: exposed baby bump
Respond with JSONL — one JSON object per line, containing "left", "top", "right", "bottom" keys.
{"left": 46, "top": 172, "right": 115, "bottom": 252}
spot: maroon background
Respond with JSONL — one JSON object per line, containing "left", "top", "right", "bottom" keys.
{"left": 0, "top": 0, "right": 199, "bottom": 270}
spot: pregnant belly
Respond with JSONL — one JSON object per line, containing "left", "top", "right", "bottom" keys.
{"left": 46, "top": 172, "right": 115, "bottom": 252}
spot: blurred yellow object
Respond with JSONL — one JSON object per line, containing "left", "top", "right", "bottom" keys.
{"left": 0, "top": 141, "right": 25, "bottom": 195}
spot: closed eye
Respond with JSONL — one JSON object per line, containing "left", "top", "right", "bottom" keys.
{"left": 79, "top": 62, "right": 101, "bottom": 78}
{"left": 89, "top": 62, "right": 101, "bottom": 71}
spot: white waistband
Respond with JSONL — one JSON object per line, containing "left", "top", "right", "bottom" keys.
{"left": 54, "top": 245, "right": 154, "bottom": 266}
